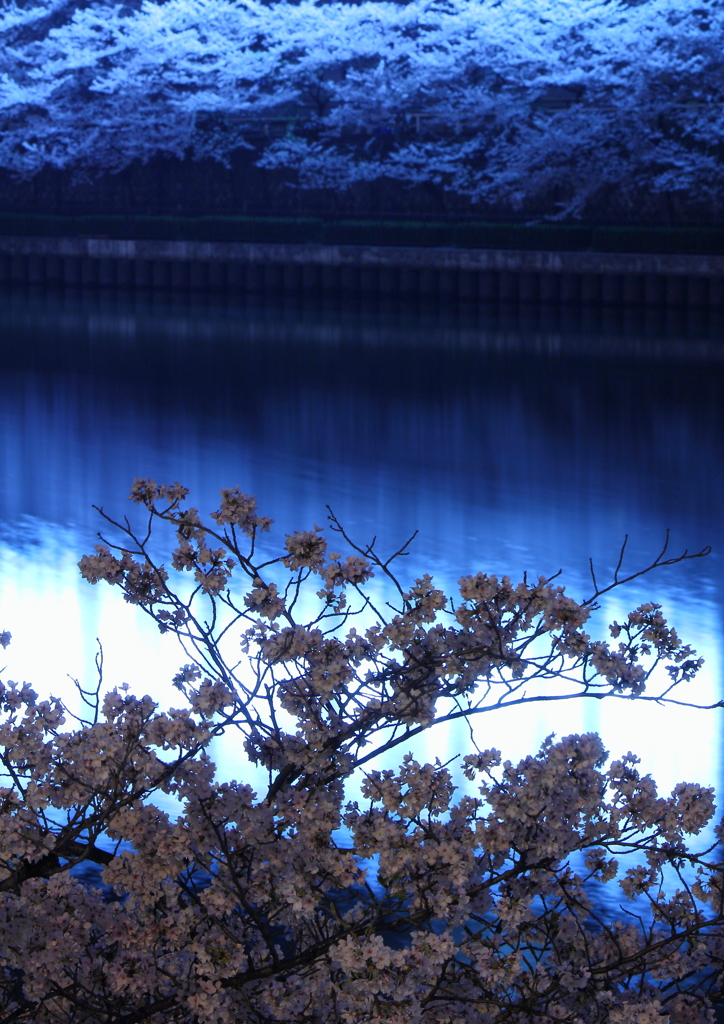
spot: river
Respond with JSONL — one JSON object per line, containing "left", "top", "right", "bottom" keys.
{"left": 0, "top": 286, "right": 721, "bottom": 810}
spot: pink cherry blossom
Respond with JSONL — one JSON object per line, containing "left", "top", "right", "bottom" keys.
{"left": 0, "top": 481, "right": 720, "bottom": 1022}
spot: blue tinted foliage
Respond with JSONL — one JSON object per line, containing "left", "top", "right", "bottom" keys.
{"left": 0, "top": 0, "right": 721, "bottom": 216}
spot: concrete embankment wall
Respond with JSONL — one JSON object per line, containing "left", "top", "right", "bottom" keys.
{"left": 0, "top": 235, "right": 723, "bottom": 306}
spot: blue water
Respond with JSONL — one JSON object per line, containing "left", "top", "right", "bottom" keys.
{"left": 0, "top": 288, "right": 722, "bottom": 813}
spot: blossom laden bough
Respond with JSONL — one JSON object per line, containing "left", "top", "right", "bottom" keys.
{"left": 0, "top": 479, "right": 722, "bottom": 1023}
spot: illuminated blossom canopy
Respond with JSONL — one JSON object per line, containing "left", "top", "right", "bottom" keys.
{"left": 0, "top": 0, "right": 721, "bottom": 216}
{"left": 0, "top": 479, "right": 722, "bottom": 1022}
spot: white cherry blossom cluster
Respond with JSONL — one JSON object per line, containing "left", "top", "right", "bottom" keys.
{"left": 0, "top": 480, "right": 722, "bottom": 1022}
{"left": 0, "top": 0, "right": 721, "bottom": 217}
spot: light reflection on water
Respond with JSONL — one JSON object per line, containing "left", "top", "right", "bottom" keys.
{"left": 0, "top": 288, "right": 722, "bottom": 861}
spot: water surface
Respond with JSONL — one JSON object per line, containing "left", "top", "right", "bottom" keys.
{"left": 0, "top": 287, "right": 722, "bottom": 806}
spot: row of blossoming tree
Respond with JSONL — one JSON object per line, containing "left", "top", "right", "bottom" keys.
{"left": 0, "top": 0, "right": 722, "bottom": 218}
{"left": 0, "top": 478, "right": 723, "bottom": 1022}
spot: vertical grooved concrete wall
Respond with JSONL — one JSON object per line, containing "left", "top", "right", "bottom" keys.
{"left": 0, "top": 236, "right": 723, "bottom": 306}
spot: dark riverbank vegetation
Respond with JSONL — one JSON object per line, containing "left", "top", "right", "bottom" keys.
{"left": 0, "top": 212, "right": 723, "bottom": 255}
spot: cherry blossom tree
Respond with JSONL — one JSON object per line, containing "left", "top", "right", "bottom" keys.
{"left": 1, "top": 478, "right": 723, "bottom": 1022}
{"left": 0, "top": 0, "right": 721, "bottom": 218}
